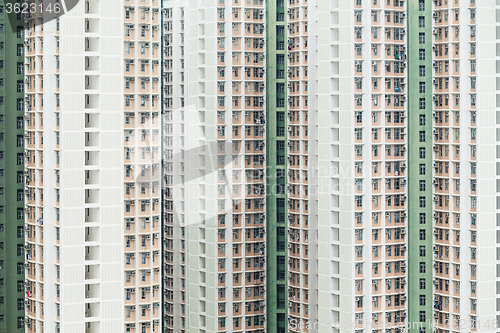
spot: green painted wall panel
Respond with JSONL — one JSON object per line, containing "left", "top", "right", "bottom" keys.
{"left": 0, "top": 4, "right": 25, "bottom": 332}
{"left": 266, "top": 1, "right": 287, "bottom": 332}
{"left": 407, "top": 0, "right": 433, "bottom": 330}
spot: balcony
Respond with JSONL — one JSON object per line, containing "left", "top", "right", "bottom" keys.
{"left": 85, "top": 189, "right": 99, "bottom": 204}
{"left": 85, "top": 245, "right": 99, "bottom": 261}
{"left": 85, "top": 56, "right": 100, "bottom": 72}
{"left": 85, "top": 75, "right": 100, "bottom": 92}
{"left": 85, "top": 94, "right": 99, "bottom": 110}
{"left": 85, "top": 18, "right": 100, "bottom": 34}
{"left": 85, "top": 113, "right": 100, "bottom": 129}
{"left": 85, "top": 208, "right": 99, "bottom": 224}
{"left": 85, "top": 322, "right": 100, "bottom": 333}
{"left": 85, "top": 302, "right": 100, "bottom": 319}
{"left": 85, "top": 264, "right": 100, "bottom": 281}
{"left": 85, "top": 37, "right": 100, "bottom": 53}
{"left": 85, "top": 170, "right": 99, "bottom": 186}
{"left": 85, "top": 151, "right": 100, "bottom": 167}
{"left": 85, "top": 284, "right": 99, "bottom": 300}
{"left": 85, "top": 227, "right": 99, "bottom": 243}
{"left": 85, "top": 132, "right": 100, "bottom": 148}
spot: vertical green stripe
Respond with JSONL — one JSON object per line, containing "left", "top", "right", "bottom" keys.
{"left": 266, "top": 1, "right": 287, "bottom": 332}
{"left": 0, "top": 3, "right": 25, "bottom": 332}
{"left": 407, "top": 0, "right": 433, "bottom": 330}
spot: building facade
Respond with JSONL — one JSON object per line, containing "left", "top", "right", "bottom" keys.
{"left": 162, "top": 0, "right": 268, "bottom": 331}
{"left": 0, "top": 1, "right": 25, "bottom": 332}
{"left": 161, "top": 1, "right": 499, "bottom": 333}
{"left": 23, "top": 0, "right": 161, "bottom": 332}
{"left": 12, "top": 0, "right": 500, "bottom": 333}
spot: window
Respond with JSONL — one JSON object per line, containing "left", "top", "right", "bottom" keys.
{"left": 419, "top": 66, "right": 425, "bottom": 77}
{"left": 419, "top": 148, "right": 426, "bottom": 159}
{"left": 419, "top": 246, "right": 426, "bottom": 257}
{"left": 419, "top": 197, "right": 426, "bottom": 208}
{"left": 419, "top": 0, "right": 425, "bottom": 11}
{"left": 419, "top": 49, "right": 425, "bottom": 61}
{"left": 419, "top": 16, "right": 425, "bottom": 27}
{"left": 356, "top": 61, "right": 363, "bottom": 73}
{"left": 419, "top": 82, "right": 426, "bottom": 93}
{"left": 419, "top": 115, "right": 426, "bottom": 126}
{"left": 419, "top": 131, "right": 426, "bottom": 142}
{"left": 419, "top": 180, "right": 426, "bottom": 191}
{"left": 419, "top": 230, "right": 426, "bottom": 241}
{"left": 419, "top": 262, "right": 426, "bottom": 273}
{"left": 355, "top": 128, "right": 362, "bottom": 140}
{"left": 356, "top": 196, "right": 363, "bottom": 207}
{"left": 419, "top": 98, "right": 426, "bottom": 109}
{"left": 419, "top": 33, "right": 425, "bottom": 44}
{"left": 419, "top": 164, "right": 426, "bottom": 175}
{"left": 419, "top": 213, "right": 426, "bottom": 224}
{"left": 355, "top": 146, "right": 362, "bottom": 157}
{"left": 277, "top": 112, "right": 285, "bottom": 122}
{"left": 355, "top": 10, "right": 362, "bottom": 22}
{"left": 17, "top": 226, "right": 23, "bottom": 238}
{"left": 419, "top": 295, "right": 426, "bottom": 306}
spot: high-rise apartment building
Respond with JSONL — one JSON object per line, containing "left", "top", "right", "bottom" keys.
{"left": 163, "top": 0, "right": 267, "bottom": 331}
{"left": 265, "top": 1, "right": 287, "bottom": 332}
{"left": 11, "top": 0, "right": 500, "bottom": 333}
{"left": 161, "top": 1, "right": 499, "bottom": 333}
{"left": 0, "top": 1, "right": 25, "bottom": 332}
{"left": 23, "top": 0, "right": 161, "bottom": 332}
{"left": 162, "top": 1, "right": 185, "bottom": 331}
